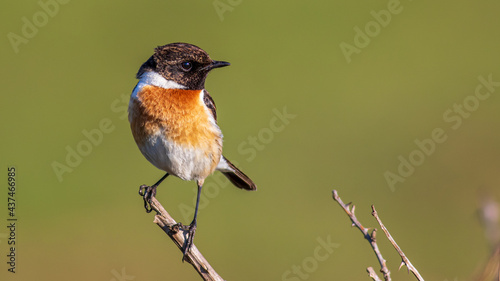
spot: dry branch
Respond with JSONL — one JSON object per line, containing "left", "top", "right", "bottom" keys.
{"left": 148, "top": 196, "right": 225, "bottom": 281}
{"left": 332, "top": 190, "right": 391, "bottom": 281}
{"left": 371, "top": 206, "right": 424, "bottom": 281}
{"left": 367, "top": 267, "right": 383, "bottom": 281}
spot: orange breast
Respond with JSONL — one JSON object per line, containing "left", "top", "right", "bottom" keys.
{"left": 130, "top": 85, "right": 221, "bottom": 148}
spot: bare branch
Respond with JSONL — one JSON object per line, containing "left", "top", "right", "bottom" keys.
{"left": 367, "top": 267, "right": 383, "bottom": 281}
{"left": 371, "top": 205, "right": 424, "bottom": 281}
{"left": 149, "top": 196, "right": 225, "bottom": 281}
{"left": 332, "top": 190, "right": 391, "bottom": 281}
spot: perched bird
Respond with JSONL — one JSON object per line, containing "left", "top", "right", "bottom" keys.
{"left": 128, "top": 42, "right": 256, "bottom": 258}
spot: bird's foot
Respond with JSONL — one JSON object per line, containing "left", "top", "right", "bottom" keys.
{"left": 178, "top": 222, "right": 197, "bottom": 261}
{"left": 138, "top": 184, "right": 157, "bottom": 213}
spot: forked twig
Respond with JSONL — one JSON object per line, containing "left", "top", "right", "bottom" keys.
{"left": 371, "top": 205, "right": 424, "bottom": 281}
{"left": 332, "top": 190, "right": 391, "bottom": 281}
{"left": 148, "top": 196, "right": 225, "bottom": 281}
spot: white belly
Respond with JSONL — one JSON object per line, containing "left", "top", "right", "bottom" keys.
{"left": 139, "top": 129, "right": 220, "bottom": 181}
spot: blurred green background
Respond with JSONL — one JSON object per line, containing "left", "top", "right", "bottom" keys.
{"left": 2, "top": 1, "right": 500, "bottom": 280}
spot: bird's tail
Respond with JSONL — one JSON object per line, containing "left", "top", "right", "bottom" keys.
{"left": 217, "top": 156, "right": 257, "bottom": 191}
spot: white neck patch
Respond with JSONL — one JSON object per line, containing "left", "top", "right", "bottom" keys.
{"left": 131, "top": 72, "right": 186, "bottom": 99}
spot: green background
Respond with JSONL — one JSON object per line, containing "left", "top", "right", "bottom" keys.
{"left": 2, "top": 1, "right": 500, "bottom": 280}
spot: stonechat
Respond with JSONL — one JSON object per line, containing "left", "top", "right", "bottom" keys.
{"left": 128, "top": 42, "right": 256, "bottom": 258}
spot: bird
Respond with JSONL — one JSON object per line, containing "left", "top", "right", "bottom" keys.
{"left": 128, "top": 42, "right": 256, "bottom": 259}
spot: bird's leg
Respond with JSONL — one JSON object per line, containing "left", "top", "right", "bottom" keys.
{"left": 181, "top": 180, "right": 203, "bottom": 261}
{"left": 138, "top": 173, "right": 169, "bottom": 213}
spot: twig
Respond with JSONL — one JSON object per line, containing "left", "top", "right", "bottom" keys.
{"left": 148, "top": 196, "right": 225, "bottom": 281}
{"left": 371, "top": 206, "right": 424, "bottom": 281}
{"left": 367, "top": 267, "right": 383, "bottom": 281}
{"left": 332, "top": 190, "right": 391, "bottom": 281}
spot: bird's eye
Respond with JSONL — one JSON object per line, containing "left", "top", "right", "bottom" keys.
{"left": 180, "top": 61, "right": 192, "bottom": 72}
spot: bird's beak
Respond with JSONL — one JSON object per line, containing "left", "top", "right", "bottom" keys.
{"left": 209, "top": 60, "right": 230, "bottom": 70}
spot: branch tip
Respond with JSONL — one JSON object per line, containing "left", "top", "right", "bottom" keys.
{"left": 367, "top": 267, "right": 383, "bottom": 281}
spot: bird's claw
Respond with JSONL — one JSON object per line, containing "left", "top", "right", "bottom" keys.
{"left": 181, "top": 222, "right": 197, "bottom": 261}
{"left": 139, "top": 184, "right": 157, "bottom": 213}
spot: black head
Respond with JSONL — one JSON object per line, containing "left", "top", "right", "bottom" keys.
{"left": 137, "top": 42, "right": 230, "bottom": 90}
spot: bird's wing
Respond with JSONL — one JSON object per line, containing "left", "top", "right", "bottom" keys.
{"left": 203, "top": 90, "right": 217, "bottom": 122}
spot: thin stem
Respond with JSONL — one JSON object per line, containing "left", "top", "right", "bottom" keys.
{"left": 332, "top": 190, "right": 391, "bottom": 281}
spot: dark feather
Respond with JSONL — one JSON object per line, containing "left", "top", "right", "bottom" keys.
{"left": 203, "top": 90, "right": 217, "bottom": 121}
{"left": 221, "top": 156, "right": 257, "bottom": 191}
